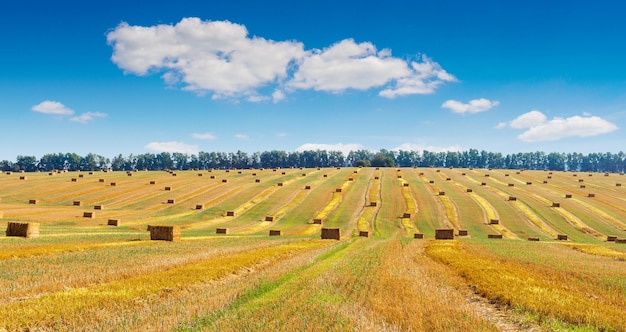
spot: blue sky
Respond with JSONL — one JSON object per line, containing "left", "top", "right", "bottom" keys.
{"left": 1, "top": 0, "right": 625, "bottom": 160}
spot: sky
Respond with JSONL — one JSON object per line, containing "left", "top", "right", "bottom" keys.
{"left": 1, "top": 0, "right": 625, "bottom": 160}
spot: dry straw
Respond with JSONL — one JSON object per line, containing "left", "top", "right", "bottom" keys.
{"left": 6, "top": 222, "right": 40, "bottom": 238}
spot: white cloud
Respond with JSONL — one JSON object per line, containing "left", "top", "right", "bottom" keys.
{"left": 70, "top": 112, "right": 107, "bottom": 124}
{"left": 441, "top": 98, "right": 499, "bottom": 114}
{"left": 393, "top": 143, "right": 463, "bottom": 153}
{"left": 107, "top": 18, "right": 455, "bottom": 101}
{"left": 510, "top": 110, "right": 547, "bottom": 129}
{"left": 501, "top": 110, "right": 618, "bottom": 142}
{"left": 145, "top": 141, "right": 199, "bottom": 154}
{"left": 32, "top": 101, "right": 74, "bottom": 115}
{"left": 295, "top": 143, "right": 362, "bottom": 156}
{"left": 192, "top": 132, "right": 216, "bottom": 140}
{"left": 234, "top": 134, "right": 249, "bottom": 140}
{"left": 495, "top": 122, "right": 508, "bottom": 129}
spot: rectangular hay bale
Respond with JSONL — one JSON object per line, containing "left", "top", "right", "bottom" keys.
{"left": 414, "top": 233, "right": 424, "bottom": 239}
{"left": 458, "top": 230, "right": 468, "bottom": 236}
{"left": 265, "top": 216, "right": 274, "bottom": 222}
{"left": 269, "top": 230, "right": 282, "bottom": 236}
{"left": 557, "top": 234, "right": 568, "bottom": 241}
{"left": 488, "top": 234, "right": 503, "bottom": 239}
{"left": 83, "top": 212, "right": 95, "bottom": 218}
{"left": 321, "top": 227, "right": 340, "bottom": 240}
{"left": 226, "top": 211, "right": 235, "bottom": 216}
{"left": 359, "top": 231, "right": 369, "bottom": 237}
{"left": 607, "top": 235, "right": 617, "bottom": 242}
{"left": 148, "top": 225, "right": 180, "bottom": 241}
{"left": 489, "top": 219, "right": 499, "bottom": 224}
{"left": 528, "top": 237, "right": 540, "bottom": 241}
{"left": 435, "top": 229, "right": 454, "bottom": 240}
{"left": 615, "top": 239, "right": 626, "bottom": 244}
{"left": 107, "top": 219, "right": 120, "bottom": 226}
{"left": 216, "top": 228, "right": 229, "bottom": 234}
{"left": 6, "top": 222, "right": 40, "bottom": 238}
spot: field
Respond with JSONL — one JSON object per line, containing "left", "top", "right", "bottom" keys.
{"left": 1, "top": 167, "right": 626, "bottom": 331}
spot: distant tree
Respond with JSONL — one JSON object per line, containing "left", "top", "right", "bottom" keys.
{"left": 370, "top": 151, "right": 395, "bottom": 167}
{"left": 355, "top": 159, "right": 370, "bottom": 167}
{"left": 15, "top": 155, "right": 38, "bottom": 172}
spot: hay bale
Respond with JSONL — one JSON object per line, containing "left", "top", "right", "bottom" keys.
{"left": 73, "top": 201, "right": 82, "bottom": 206}
{"left": 210, "top": 175, "right": 215, "bottom": 179}
{"left": 579, "top": 179, "right": 584, "bottom": 183}
{"left": 607, "top": 235, "right": 617, "bottom": 242}
{"left": 305, "top": 185, "right": 311, "bottom": 190}
{"left": 94, "top": 205, "right": 103, "bottom": 210}
{"left": 528, "top": 237, "right": 540, "bottom": 241}
{"left": 557, "top": 234, "right": 568, "bottom": 241}
{"left": 312, "top": 218, "right": 322, "bottom": 224}
{"left": 6, "top": 222, "right": 40, "bottom": 238}
{"left": 462, "top": 173, "right": 466, "bottom": 176}
{"left": 336, "top": 188, "right": 342, "bottom": 193}
{"left": 466, "top": 188, "right": 473, "bottom": 192}
{"left": 588, "top": 193, "right": 595, "bottom": 198}
{"left": 370, "top": 201, "right": 377, "bottom": 207}
{"left": 277, "top": 182, "right": 283, "bottom": 187}
{"left": 526, "top": 182, "right": 532, "bottom": 185}
{"left": 149, "top": 181, "right": 156, "bottom": 185}
{"left": 148, "top": 225, "right": 180, "bottom": 241}
{"left": 508, "top": 196, "right": 517, "bottom": 201}
{"left": 324, "top": 174, "right": 328, "bottom": 178}
{"left": 99, "top": 179, "right": 105, "bottom": 183}
{"left": 414, "top": 233, "right": 424, "bottom": 239}
{"left": 321, "top": 227, "right": 340, "bottom": 240}
{"left": 195, "top": 204, "right": 204, "bottom": 210}
{"left": 19, "top": 176, "right": 27, "bottom": 180}
{"left": 110, "top": 182, "right": 117, "bottom": 186}
{"left": 458, "top": 230, "right": 468, "bottom": 236}
{"left": 222, "top": 179, "right": 228, "bottom": 183}
{"left": 429, "top": 180, "right": 435, "bottom": 184}
{"left": 265, "top": 216, "right": 274, "bottom": 222}
{"left": 580, "top": 185, "right": 586, "bottom": 188}
{"left": 543, "top": 180, "right": 548, "bottom": 184}
{"left": 49, "top": 172, "right": 54, "bottom": 176}
{"left": 83, "top": 212, "right": 95, "bottom": 218}
{"left": 281, "top": 172, "right": 286, "bottom": 175}
{"left": 508, "top": 183, "right": 514, "bottom": 187}
{"left": 616, "top": 183, "right": 622, "bottom": 187}
{"left": 547, "top": 176, "right": 552, "bottom": 179}
{"left": 302, "top": 173, "right": 307, "bottom": 177}
{"left": 171, "top": 173, "right": 177, "bottom": 177}
{"left": 216, "top": 228, "right": 229, "bottom": 234}
{"left": 269, "top": 230, "right": 282, "bottom": 236}
{"left": 5, "top": 171, "right": 12, "bottom": 175}
{"left": 505, "top": 174, "right": 509, "bottom": 177}
{"left": 488, "top": 234, "right": 503, "bottom": 239}
{"left": 435, "top": 229, "right": 454, "bottom": 240}
{"left": 403, "top": 183, "right": 409, "bottom": 187}
{"left": 565, "top": 194, "right": 572, "bottom": 198}
{"left": 403, "top": 213, "right": 411, "bottom": 218}
{"left": 481, "top": 182, "right": 487, "bottom": 186}
{"left": 197, "top": 173, "right": 203, "bottom": 177}
{"left": 551, "top": 202, "right": 560, "bottom": 208}
{"left": 226, "top": 211, "right": 235, "bottom": 217}
{"left": 446, "top": 178, "right": 451, "bottom": 181}
{"left": 485, "top": 174, "right": 490, "bottom": 177}
{"left": 29, "top": 199, "right": 38, "bottom": 205}
{"left": 615, "top": 239, "right": 626, "bottom": 244}
{"left": 397, "top": 175, "right": 402, "bottom": 179}
{"left": 107, "top": 219, "right": 120, "bottom": 226}
{"left": 359, "top": 231, "right": 369, "bottom": 237}
{"left": 349, "top": 177, "right": 354, "bottom": 181}
{"left": 71, "top": 178, "right": 77, "bottom": 182}
{"left": 165, "top": 186, "right": 172, "bottom": 191}
{"left": 436, "top": 169, "right": 440, "bottom": 172}
{"left": 490, "top": 219, "right": 499, "bottom": 225}
{"left": 255, "top": 179, "right": 261, "bottom": 183}
{"left": 439, "top": 191, "right": 445, "bottom": 196}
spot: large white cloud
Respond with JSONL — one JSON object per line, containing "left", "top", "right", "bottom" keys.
{"left": 32, "top": 101, "right": 74, "bottom": 115}
{"left": 295, "top": 143, "right": 363, "bottom": 156}
{"left": 502, "top": 110, "right": 618, "bottom": 142}
{"left": 107, "top": 18, "right": 454, "bottom": 101}
{"left": 441, "top": 98, "right": 499, "bottom": 114}
{"left": 145, "top": 141, "right": 199, "bottom": 154}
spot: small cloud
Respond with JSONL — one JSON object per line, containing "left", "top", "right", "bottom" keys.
{"left": 495, "top": 122, "right": 508, "bottom": 129}
{"left": 192, "top": 132, "right": 216, "bottom": 140}
{"left": 295, "top": 143, "right": 362, "bottom": 156}
{"left": 441, "top": 98, "right": 499, "bottom": 114}
{"left": 393, "top": 143, "right": 462, "bottom": 153}
{"left": 235, "top": 134, "right": 249, "bottom": 140}
{"left": 70, "top": 112, "right": 107, "bottom": 124}
{"left": 272, "top": 90, "right": 286, "bottom": 103}
{"left": 501, "top": 110, "right": 618, "bottom": 142}
{"left": 275, "top": 132, "right": 288, "bottom": 138}
{"left": 32, "top": 101, "right": 74, "bottom": 115}
{"left": 145, "top": 141, "right": 199, "bottom": 154}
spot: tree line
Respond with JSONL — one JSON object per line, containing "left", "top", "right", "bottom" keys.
{"left": 1, "top": 149, "right": 625, "bottom": 173}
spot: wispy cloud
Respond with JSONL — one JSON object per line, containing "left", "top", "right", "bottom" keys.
{"left": 393, "top": 143, "right": 463, "bottom": 153}
{"left": 234, "top": 134, "right": 249, "bottom": 140}
{"left": 107, "top": 18, "right": 455, "bottom": 101}
{"left": 192, "top": 132, "right": 216, "bottom": 140}
{"left": 295, "top": 143, "right": 362, "bottom": 156}
{"left": 500, "top": 110, "right": 618, "bottom": 142}
{"left": 441, "top": 98, "right": 499, "bottom": 114}
{"left": 32, "top": 101, "right": 74, "bottom": 115}
{"left": 70, "top": 112, "right": 107, "bottom": 124}
{"left": 145, "top": 141, "right": 199, "bottom": 154}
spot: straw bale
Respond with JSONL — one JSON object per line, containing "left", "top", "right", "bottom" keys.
{"left": 547, "top": 176, "right": 552, "bottom": 179}
{"left": 73, "top": 201, "right": 82, "bottom": 206}
{"left": 543, "top": 181, "right": 548, "bottom": 184}
{"left": 110, "top": 182, "right": 116, "bottom": 186}
{"left": 222, "top": 179, "right": 228, "bottom": 183}
{"left": 49, "top": 172, "right": 54, "bottom": 175}
{"left": 607, "top": 235, "right": 617, "bottom": 242}
{"left": 615, "top": 239, "right": 626, "bottom": 244}
{"left": 439, "top": 191, "right": 445, "bottom": 196}
{"left": 436, "top": 169, "right": 440, "bottom": 172}
{"left": 216, "top": 228, "right": 229, "bottom": 234}
{"left": 349, "top": 177, "right": 354, "bottom": 181}
{"left": 107, "top": 219, "right": 120, "bottom": 226}
{"left": 282, "top": 172, "right": 286, "bottom": 175}
{"left": 255, "top": 179, "right": 261, "bottom": 183}
{"left": 466, "top": 188, "right": 473, "bottom": 193}
{"left": 312, "top": 218, "right": 322, "bottom": 224}
{"left": 481, "top": 182, "right": 487, "bottom": 186}
{"left": 324, "top": 174, "right": 328, "bottom": 177}
{"left": 370, "top": 201, "right": 377, "bottom": 207}
{"left": 277, "top": 182, "right": 283, "bottom": 186}
{"left": 99, "top": 179, "right": 105, "bottom": 182}
{"left": 565, "top": 194, "right": 572, "bottom": 198}
{"left": 71, "top": 178, "right": 77, "bottom": 182}
{"left": 508, "top": 183, "right": 514, "bottom": 187}
{"left": 490, "top": 219, "right": 499, "bottom": 224}
{"left": 588, "top": 193, "right": 595, "bottom": 197}
{"left": 83, "top": 212, "right": 95, "bottom": 218}
{"left": 403, "top": 183, "right": 409, "bottom": 187}
{"left": 526, "top": 182, "right": 532, "bottom": 185}
{"left": 321, "top": 228, "right": 340, "bottom": 240}
{"left": 252, "top": 173, "right": 257, "bottom": 176}
{"left": 617, "top": 183, "right": 622, "bottom": 187}
{"left": 403, "top": 213, "right": 411, "bottom": 218}
{"left": 265, "top": 216, "right": 274, "bottom": 222}
{"left": 397, "top": 175, "right": 402, "bottom": 179}
{"left": 5, "top": 171, "right": 11, "bottom": 175}
{"left": 302, "top": 173, "right": 307, "bottom": 177}
{"left": 505, "top": 174, "right": 509, "bottom": 177}
{"left": 551, "top": 202, "right": 560, "bottom": 208}
{"left": 508, "top": 196, "right": 517, "bottom": 201}
{"left": 150, "top": 181, "right": 156, "bottom": 184}
{"left": 238, "top": 171, "right": 242, "bottom": 174}
{"left": 429, "top": 180, "right": 434, "bottom": 184}
{"left": 165, "top": 186, "right": 172, "bottom": 191}
{"left": 485, "top": 174, "right": 490, "bottom": 177}
{"left": 557, "top": 234, "right": 568, "bottom": 241}
{"left": 29, "top": 199, "right": 38, "bottom": 205}
{"left": 226, "top": 211, "right": 235, "bottom": 216}
{"left": 305, "top": 185, "right": 311, "bottom": 190}
{"left": 435, "top": 229, "right": 454, "bottom": 240}
{"left": 414, "top": 233, "right": 424, "bottom": 239}
{"left": 171, "top": 173, "right": 177, "bottom": 176}
{"left": 148, "top": 225, "right": 180, "bottom": 241}
{"left": 579, "top": 179, "right": 584, "bottom": 182}
{"left": 359, "top": 231, "right": 369, "bottom": 237}
{"left": 458, "top": 230, "right": 468, "bottom": 236}
{"left": 197, "top": 173, "right": 203, "bottom": 177}
{"left": 528, "top": 237, "right": 540, "bottom": 241}
{"left": 19, "top": 176, "right": 27, "bottom": 180}
{"left": 462, "top": 173, "right": 466, "bottom": 176}
{"left": 195, "top": 204, "right": 204, "bottom": 210}
{"left": 374, "top": 176, "right": 379, "bottom": 179}
{"left": 210, "top": 175, "right": 215, "bottom": 179}
{"left": 336, "top": 188, "right": 342, "bottom": 192}
{"left": 269, "top": 230, "right": 282, "bottom": 236}
{"left": 488, "top": 234, "right": 503, "bottom": 239}
{"left": 6, "top": 222, "right": 40, "bottom": 238}
{"left": 94, "top": 205, "right": 103, "bottom": 210}
{"left": 446, "top": 178, "right": 451, "bottom": 181}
